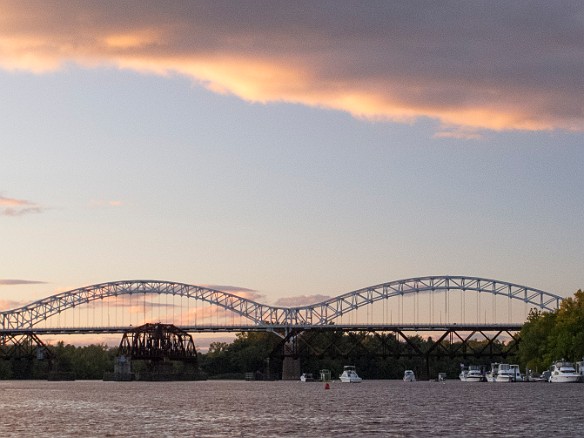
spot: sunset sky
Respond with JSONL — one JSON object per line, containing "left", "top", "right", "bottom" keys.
{"left": 1, "top": 1, "right": 583, "bottom": 322}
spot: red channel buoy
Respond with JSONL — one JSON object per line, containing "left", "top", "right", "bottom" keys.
{"left": 324, "top": 383, "right": 330, "bottom": 390}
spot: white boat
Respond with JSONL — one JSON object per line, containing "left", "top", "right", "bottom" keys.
{"left": 527, "top": 370, "right": 550, "bottom": 382}
{"left": 549, "top": 360, "right": 580, "bottom": 383}
{"left": 403, "top": 370, "right": 416, "bottom": 382}
{"left": 510, "top": 364, "right": 523, "bottom": 381}
{"left": 320, "top": 369, "right": 332, "bottom": 382}
{"left": 485, "top": 363, "right": 499, "bottom": 382}
{"left": 575, "top": 358, "right": 584, "bottom": 382}
{"left": 496, "top": 364, "right": 522, "bottom": 382}
{"left": 339, "top": 365, "right": 362, "bottom": 383}
{"left": 459, "top": 365, "right": 484, "bottom": 382}
{"left": 300, "top": 372, "right": 314, "bottom": 382}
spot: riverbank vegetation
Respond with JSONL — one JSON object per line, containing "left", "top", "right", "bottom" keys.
{"left": 0, "top": 332, "right": 507, "bottom": 380}
{"left": 518, "top": 289, "right": 584, "bottom": 373}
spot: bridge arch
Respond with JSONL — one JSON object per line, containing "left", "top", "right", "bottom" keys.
{"left": 0, "top": 280, "right": 281, "bottom": 330}
{"left": 300, "top": 275, "right": 563, "bottom": 325}
{"left": 0, "top": 276, "right": 563, "bottom": 330}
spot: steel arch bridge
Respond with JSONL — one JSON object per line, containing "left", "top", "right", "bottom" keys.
{"left": 0, "top": 275, "right": 563, "bottom": 332}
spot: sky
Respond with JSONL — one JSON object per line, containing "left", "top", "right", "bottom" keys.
{"left": 1, "top": 1, "right": 584, "bottom": 322}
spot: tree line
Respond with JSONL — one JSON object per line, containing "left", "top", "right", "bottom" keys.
{"left": 518, "top": 289, "right": 584, "bottom": 374}
{"left": 0, "top": 332, "right": 507, "bottom": 380}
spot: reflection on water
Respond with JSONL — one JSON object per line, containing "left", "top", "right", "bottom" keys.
{"left": 0, "top": 380, "right": 582, "bottom": 437}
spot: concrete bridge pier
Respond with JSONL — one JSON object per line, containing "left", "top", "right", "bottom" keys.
{"left": 280, "top": 338, "right": 301, "bottom": 380}
{"left": 281, "top": 356, "right": 301, "bottom": 380}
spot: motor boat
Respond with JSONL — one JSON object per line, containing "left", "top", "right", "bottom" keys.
{"left": 403, "top": 370, "right": 416, "bottom": 382}
{"left": 339, "top": 365, "right": 362, "bottom": 383}
{"left": 459, "top": 365, "right": 484, "bottom": 382}
{"left": 526, "top": 370, "right": 550, "bottom": 382}
{"left": 510, "top": 364, "right": 523, "bottom": 381}
{"left": 320, "top": 369, "right": 332, "bottom": 382}
{"left": 300, "top": 372, "right": 314, "bottom": 382}
{"left": 496, "top": 364, "right": 522, "bottom": 382}
{"left": 576, "top": 358, "right": 584, "bottom": 382}
{"left": 485, "top": 363, "right": 499, "bottom": 382}
{"left": 549, "top": 360, "right": 580, "bottom": 383}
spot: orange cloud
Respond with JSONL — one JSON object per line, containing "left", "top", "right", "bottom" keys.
{"left": 0, "top": 195, "right": 43, "bottom": 216}
{"left": 78, "top": 291, "right": 257, "bottom": 325}
{"left": 0, "top": 196, "right": 29, "bottom": 207}
{"left": 103, "top": 30, "right": 161, "bottom": 50}
{"left": 89, "top": 199, "right": 123, "bottom": 208}
{"left": 1, "top": 2, "right": 583, "bottom": 133}
{"left": 41, "top": 333, "right": 236, "bottom": 350}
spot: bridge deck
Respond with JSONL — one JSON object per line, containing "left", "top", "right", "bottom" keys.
{"left": 1, "top": 322, "right": 523, "bottom": 335}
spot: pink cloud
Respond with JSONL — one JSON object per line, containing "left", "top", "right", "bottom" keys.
{"left": 0, "top": 195, "right": 43, "bottom": 216}
{"left": 274, "top": 294, "right": 332, "bottom": 307}
{"left": 0, "top": 298, "right": 28, "bottom": 311}
{"left": 88, "top": 199, "right": 124, "bottom": 208}
{"left": 203, "top": 285, "right": 266, "bottom": 303}
{"left": 75, "top": 290, "right": 259, "bottom": 324}
{"left": 41, "top": 333, "right": 236, "bottom": 350}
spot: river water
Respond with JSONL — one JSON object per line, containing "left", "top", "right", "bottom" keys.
{"left": 0, "top": 379, "right": 582, "bottom": 437}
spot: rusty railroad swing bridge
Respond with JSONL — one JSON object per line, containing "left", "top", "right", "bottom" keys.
{"left": 105, "top": 322, "right": 204, "bottom": 381}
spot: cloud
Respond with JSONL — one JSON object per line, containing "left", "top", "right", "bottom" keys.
{"left": 0, "top": 279, "right": 46, "bottom": 286}
{"left": 0, "top": 298, "right": 29, "bottom": 310}
{"left": 433, "top": 127, "right": 484, "bottom": 141}
{"left": 205, "top": 285, "right": 256, "bottom": 293}
{"left": 204, "top": 285, "right": 265, "bottom": 302}
{"left": 41, "top": 333, "right": 237, "bottom": 350}
{"left": 0, "top": 195, "right": 43, "bottom": 216}
{"left": 43, "top": 334, "right": 122, "bottom": 347}
{"left": 0, "top": 279, "right": 46, "bottom": 310}
{"left": 88, "top": 199, "right": 124, "bottom": 208}
{"left": 274, "top": 294, "right": 332, "bottom": 307}
{"left": 0, "top": 2, "right": 582, "bottom": 133}
{"left": 93, "top": 287, "right": 266, "bottom": 322}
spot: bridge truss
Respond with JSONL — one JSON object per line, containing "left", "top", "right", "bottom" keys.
{"left": 119, "top": 322, "right": 198, "bottom": 363}
{"left": 0, "top": 276, "right": 563, "bottom": 331}
{"left": 278, "top": 323, "right": 523, "bottom": 379}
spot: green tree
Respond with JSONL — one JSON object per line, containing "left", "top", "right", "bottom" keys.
{"left": 0, "top": 360, "right": 12, "bottom": 379}
{"left": 201, "top": 342, "right": 236, "bottom": 377}
{"left": 547, "top": 290, "right": 584, "bottom": 363}
{"left": 519, "top": 290, "right": 584, "bottom": 372}
{"left": 228, "top": 332, "right": 280, "bottom": 374}
{"left": 518, "top": 308, "right": 557, "bottom": 372}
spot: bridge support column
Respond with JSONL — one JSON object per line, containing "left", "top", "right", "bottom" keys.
{"left": 280, "top": 338, "right": 301, "bottom": 380}
{"left": 281, "top": 356, "right": 301, "bottom": 380}
{"left": 0, "top": 332, "right": 54, "bottom": 379}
